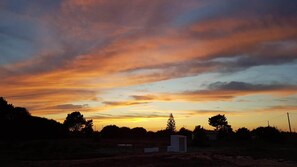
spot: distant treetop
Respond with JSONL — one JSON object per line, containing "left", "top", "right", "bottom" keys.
{"left": 166, "top": 113, "right": 176, "bottom": 132}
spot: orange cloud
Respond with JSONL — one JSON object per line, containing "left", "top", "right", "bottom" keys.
{"left": 251, "top": 105, "right": 297, "bottom": 113}
{"left": 1, "top": 1, "right": 297, "bottom": 120}
{"left": 123, "top": 82, "right": 297, "bottom": 103}
{"left": 103, "top": 101, "right": 148, "bottom": 107}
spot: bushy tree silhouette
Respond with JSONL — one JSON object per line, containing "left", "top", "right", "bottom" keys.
{"left": 236, "top": 127, "right": 251, "bottom": 141}
{"left": 155, "top": 129, "right": 172, "bottom": 138}
{"left": 101, "top": 125, "right": 120, "bottom": 138}
{"left": 100, "top": 125, "right": 148, "bottom": 139}
{"left": 252, "top": 126, "right": 283, "bottom": 142}
{"left": 119, "top": 127, "right": 131, "bottom": 138}
{"left": 131, "top": 127, "right": 147, "bottom": 138}
{"left": 0, "top": 97, "right": 30, "bottom": 121}
{"left": 209, "top": 114, "right": 233, "bottom": 140}
{"left": 208, "top": 114, "right": 228, "bottom": 131}
{"left": 166, "top": 113, "right": 176, "bottom": 133}
{"left": 192, "top": 125, "right": 208, "bottom": 146}
{"left": 83, "top": 120, "right": 94, "bottom": 135}
{"left": 64, "top": 111, "right": 86, "bottom": 132}
{"left": 178, "top": 127, "right": 192, "bottom": 137}
{"left": 0, "top": 97, "right": 13, "bottom": 119}
{"left": 63, "top": 111, "right": 93, "bottom": 133}
{"left": 178, "top": 127, "right": 192, "bottom": 145}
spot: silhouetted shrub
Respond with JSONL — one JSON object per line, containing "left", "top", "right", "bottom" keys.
{"left": 131, "top": 127, "right": 147, "bottom": 138}
{"left": 252, "top": 126, "right": 284, "bottom": 142}
{"left": 192, "top": 125, "right": 208, "bottom": 146}
{"left": 216, "top": 125, "right": 234, "bottom": 141}
{"left": 235, "top": 127, "right": 251, "bottom": 141}
{"left": 147, "top": 131, "right": 155, "bottom": 138}
{"left": 119, "top": 127, "right": 131, "bottom": 138}
{"left": 155, "top": 129, "right": 173, "bottom": 138}
{"left": 100, "top": 125, "right": 120, "bottom": 138}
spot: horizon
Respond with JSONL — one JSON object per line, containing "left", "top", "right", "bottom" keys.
{"left": 1, "top": 0, "right": 297, "bottom": 132}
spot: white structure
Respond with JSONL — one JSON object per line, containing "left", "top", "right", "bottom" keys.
{"left": 144, "top": 147, "right": 159, "bottom": 153}
{"left": 167, "top": 135, "right": 187, "bottom": 152}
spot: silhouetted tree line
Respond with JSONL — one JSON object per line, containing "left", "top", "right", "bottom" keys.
{"left": 0, "top": 97, "right": 67, "bottom": 140}
{"left": 98, "top": 114, "right": 288, "bottom": 146}
{"left": 190, "top": 114, "right": 286, "bottom": 146}
{"left": 0, "top": 97, "right": 291, "bottom": 144}
{"left": 100, "top": 125, "right": 147, "bottom": 138}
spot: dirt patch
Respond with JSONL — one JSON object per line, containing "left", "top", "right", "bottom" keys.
{"left": 17, "top": 153, "right": 297, "bottom": 167}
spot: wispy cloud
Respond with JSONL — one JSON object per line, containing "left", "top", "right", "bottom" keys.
{"left": 95, "top": 82, "right": 297, "bottom": 111}
{"left": 86, "top": 112, "right": 169, "bottom": 120}
{"left": 167, "top": 82, "right": 297, "bottom": 102}
{"left": 251, "top": 105, "right": 297, "bottom": 113}
{"left": 1, "top": 0, "right": 297, "bottom": 124}
{"left": 103, "top": 101, "right": 148, "bottom": 107}
{"left": 122, "top": 82, "right": 297, "bottom": 104}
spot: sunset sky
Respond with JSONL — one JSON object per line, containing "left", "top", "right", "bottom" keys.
{"left": 1, "top": 0, "right": 297, "bottom": 132}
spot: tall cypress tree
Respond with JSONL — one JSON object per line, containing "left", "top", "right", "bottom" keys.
{"left": 166, "top": 113, "right": 176, "bottom": 132}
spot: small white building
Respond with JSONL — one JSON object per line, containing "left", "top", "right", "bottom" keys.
{"left": 167, "top": 135, "right": 187, "bottom": 152}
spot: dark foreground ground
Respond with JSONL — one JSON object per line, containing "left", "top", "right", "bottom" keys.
{"left": 1, "top": 138, "right": 297, "bottom": 167}
{"left": 16, "top": 153, "right": 297, "bottom": 167}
